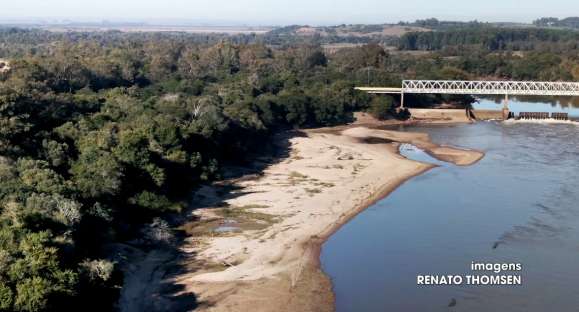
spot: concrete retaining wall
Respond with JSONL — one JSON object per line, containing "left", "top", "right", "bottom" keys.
{"left": 408, "top": 108, "right": 504, "bottom": 122}
{"left": 470, "top": 109, "right": 504, "bottom": 120}
{"left": 408, "top": 108, "right": 470, "bottom": 122}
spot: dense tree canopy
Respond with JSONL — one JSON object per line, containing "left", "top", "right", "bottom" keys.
{"left": 398, "top": 27, "right": 579, "bottom": 52}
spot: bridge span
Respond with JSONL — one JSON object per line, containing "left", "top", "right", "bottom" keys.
{"left": 356, "top": 80, "right": 579, "bottom": 110}
{"left": 357, "top": 80, "right": 579, "bottom": 96}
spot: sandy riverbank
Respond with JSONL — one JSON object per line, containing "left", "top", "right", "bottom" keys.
{"left": 160, "top": 126, "right": 483, "bottom": 312}
{"left": 354, "top": 110, "right": 473, "bottom": 127}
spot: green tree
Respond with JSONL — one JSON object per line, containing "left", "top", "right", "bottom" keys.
{"left": 71, "top": 149, "right": 123, "bottom": 198}
{"left": 369, "top": 96, "right": 393, "bottom": 120}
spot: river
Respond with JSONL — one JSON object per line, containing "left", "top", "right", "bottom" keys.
{"left": 321, "top": 99, "right": 579, "bottom": 311}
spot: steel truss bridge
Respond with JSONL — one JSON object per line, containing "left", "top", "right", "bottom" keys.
{"left": 356, "top": 80, "right": 579, "bottom": 108}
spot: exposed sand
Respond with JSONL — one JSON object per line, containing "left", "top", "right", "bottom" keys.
{"left": 167, "top": 127, "right": 483, "bottom": 311}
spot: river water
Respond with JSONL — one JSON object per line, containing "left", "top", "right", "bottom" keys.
{"left": 321, "top": 99, "right": 579, "bottom": 311}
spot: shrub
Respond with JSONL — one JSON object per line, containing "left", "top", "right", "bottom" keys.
{"left": 369, "top": 96, "right": 394, "bottom": 120}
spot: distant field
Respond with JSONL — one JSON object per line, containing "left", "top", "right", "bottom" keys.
{"left": 35, "top": 25, "right": 273, "bottom": 34}
{"left": 295, "top": 25, "right": 430, "bottom": 38}
{"left": 3, "top": 23, "right": 430, "bottom": 38}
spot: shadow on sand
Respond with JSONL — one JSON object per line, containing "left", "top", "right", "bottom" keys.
{"left": 117, "top": 131, "right": 300, "bottom": 312}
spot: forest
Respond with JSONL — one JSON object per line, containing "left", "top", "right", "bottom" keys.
{"left": 0, "top": 23, "right": 578, "bottom": 311}
{"left": 397, "top": 27, "right": 579, "bottom": 52}
{"left": 533, "top": 17, "right": 579, "bottom": 29}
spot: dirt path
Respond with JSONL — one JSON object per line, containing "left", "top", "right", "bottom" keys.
{"left": 119, "top": 249, "right": 182, "bottom": 312}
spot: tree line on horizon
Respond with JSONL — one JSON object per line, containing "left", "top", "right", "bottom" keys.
{"left": 397, "top": 27, "right": 579, "bottom": 52}
{"left": 533, "top": 17, "right": 579, "bottom": 29}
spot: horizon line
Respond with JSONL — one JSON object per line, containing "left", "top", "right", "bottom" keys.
{"left": 0, "top": 16, "right": 554, "bottom": 28}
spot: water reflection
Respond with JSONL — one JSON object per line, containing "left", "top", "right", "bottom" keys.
{"left": 479, "top": 95, "right": 579, "bottom": 110}
{"left": 474, "top": 97, "right": 579, "bottom": 119}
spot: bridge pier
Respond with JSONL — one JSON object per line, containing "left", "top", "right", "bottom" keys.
{"left": 502, "top": 94, "right": 510, "bottom": 120}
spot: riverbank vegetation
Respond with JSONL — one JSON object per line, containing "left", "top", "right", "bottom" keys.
{"left": 0, "top": 19, "right": 578, "bottom": 310}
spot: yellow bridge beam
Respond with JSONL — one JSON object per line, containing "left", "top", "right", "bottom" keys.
{"left": 354, "top": 87, "right": 405, "bottom": 108}
{"left": 354, "top": 87, "right": 402, "bottom": 94}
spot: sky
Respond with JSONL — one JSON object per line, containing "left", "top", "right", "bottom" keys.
{"left": 1, "top": 0, "right": 578, "bottom": 26}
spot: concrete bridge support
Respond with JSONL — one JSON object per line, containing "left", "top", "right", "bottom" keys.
{"left": 502, "top": 94, "right": 510, "bottom": 120}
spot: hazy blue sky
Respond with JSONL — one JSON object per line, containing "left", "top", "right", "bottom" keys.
{"left": 1, "top": 0, "right": 578, "bottom": 25}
